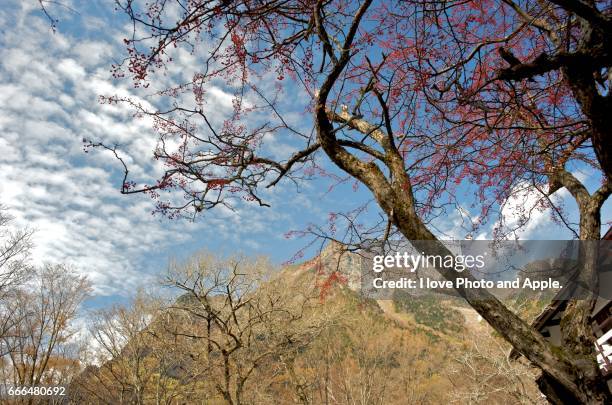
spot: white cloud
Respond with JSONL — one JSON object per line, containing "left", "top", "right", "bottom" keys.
{"left": 479, "top": 182, "right": 577, "bottom": 240}
{"left": 57, "top": 58, "right": 87, "bottom": 81}
{"left": 0, "top": 5, "right": 201, "bottom": 295}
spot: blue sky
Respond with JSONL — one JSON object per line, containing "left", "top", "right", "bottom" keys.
{"left": 0, "top": 0, "right": 609, "bottom": 308}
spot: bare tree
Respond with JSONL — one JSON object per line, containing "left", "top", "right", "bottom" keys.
{"left": 166, "top": 252, "right": 326, "bottom": 405}
{"left": 0, "top": 205, "right": 34, "bottom": 362}
{"left": 74, "top": 290, "right": 200, "bottom": 405}
{"left": 73, "top": 253, "right": 328, "bottom": 405}
{"left": 448, "top": 330, "right": 545, "bottom": 404}
{"left": 0, "top": 264, "right": 91, "bottom": 402}
{"left": 0, "top": 205, "right": 32, "bottom": 302}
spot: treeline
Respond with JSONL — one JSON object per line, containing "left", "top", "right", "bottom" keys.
{"left": 69, "top": 253, "right": 544, "bottom": 404}
{"left": 0, "top": 207, "right": 543, "bottom": 404}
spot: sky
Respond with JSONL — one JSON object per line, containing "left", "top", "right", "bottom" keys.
{"left": 0, "top": 0, "right": 609, "bottom": 308}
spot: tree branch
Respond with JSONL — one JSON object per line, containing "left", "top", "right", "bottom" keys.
{"left": 548, "top": 0, "right": 612, "bottom": 32}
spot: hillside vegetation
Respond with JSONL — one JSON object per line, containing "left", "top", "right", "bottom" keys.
{"left": 68, "top": 249, "right": 545, "bottom": 404}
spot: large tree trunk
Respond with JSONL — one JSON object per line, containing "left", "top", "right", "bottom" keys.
{"left": 537, "top": 372, "right": 582, "bottom": 405}
{"left": 317, "top": 122, "right": 611, "bottom": 402}
{"left": 553, "top": 200, "right": 609, "bottom": 403}
{"left": 562, "top": 9, "right": 612, "bottom": 183}
{"left": 315, "top": 108, "right": 611, "bottom": 404}
{"left": 564, "top": 64, "right": 612, "bottom": 184}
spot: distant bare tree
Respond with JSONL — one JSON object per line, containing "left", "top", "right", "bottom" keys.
{"left": 0, "top": 205, "right": 32, "bottom": 300}
{"left": 166, "top": 252, "right": 326, "bottom": 405}
{"left": 448, "top": 329, "right": 544, "bottom": 404}
{"left": 74, "top": 290, "right": 199, "bottom": 405}
{"left": 0, "top": 264, "right": 91, "bottom": 402}
{"left": 0, "top": 205, "right": 33, "bottom": 360}
{"left": 71, "top": 253, "right": 328, "bottom": 404}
